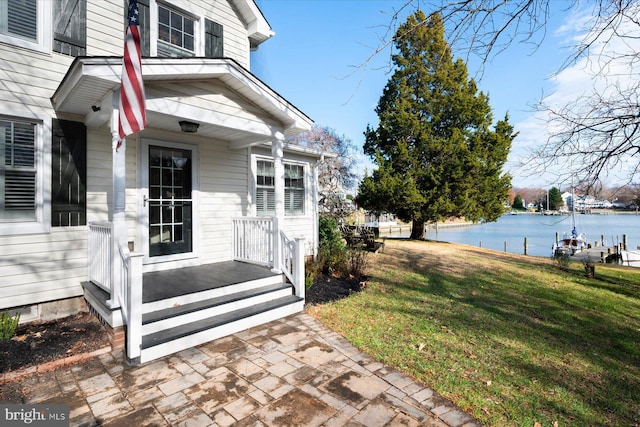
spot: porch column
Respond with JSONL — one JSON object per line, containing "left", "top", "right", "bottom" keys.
{"left": 107, "top": 93, "right": 127, "bottom": 308}
{"left": 312, "top": 155, "right": 323, "bottom": 260}
{"left": 271, "top": 136, "right": 285, "bottom": 273}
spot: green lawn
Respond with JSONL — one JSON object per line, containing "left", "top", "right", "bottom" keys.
{"left": 308, "top": 239, "right": 640, "bottom": 426}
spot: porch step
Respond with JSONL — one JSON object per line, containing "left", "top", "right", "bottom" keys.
{"left": 141, "top": 283, "right": 294, "bottom": 335}
{"left": 139, "top": 295, "right": 303, "bottom": 363}
{"left": 141, "top": 273, "right": 283, "bottom": 313}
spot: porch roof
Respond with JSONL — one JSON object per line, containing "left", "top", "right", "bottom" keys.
{"left": 51, "top": 57, "right": 313, "bottom": 145}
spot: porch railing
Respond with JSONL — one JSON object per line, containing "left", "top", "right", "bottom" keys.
{"left": 88, "top": 222, "right": 113, "bottom": 293}
{"left": 232, "top": 217, "right": 305, "bottom": 299}
{"left": 88, "top": 222, "right": 144, "bottom": 361}
{"left": 232, "top": 217, "right": 273, "bottom": 266}
{"left": 280, "top": 229, "right": 305, "bottom": 300}
{"left": 117, "top": 243, "right": 144, "bottom": 362}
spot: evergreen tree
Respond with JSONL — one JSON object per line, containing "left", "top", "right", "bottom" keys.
{"left": 512, "top": 194, "right": 524, "bottom": 210}
{"left": 548, "top": 187, "right": 563, "bottom": 211}
{"left": 356, "top": 11, "right": 515, "bottom": 239}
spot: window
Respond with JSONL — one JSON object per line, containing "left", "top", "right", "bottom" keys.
{"left": 256, "top": 160, "right": 305, "bottom": 216}
{"left": 285, "top": 164, "right": 305, "bottom": 215}
{"left": 135, "top": 2, "right": 223, "bottom": 58}
{"left": 0, "top": 0, "right": 50, "bottom": 52}
{"left": 204, "top": 18, "right": 223, "bottom": 57}
{"left": 256, "top": 160, "right": 274, "bottom": 216}
{"left": 157, "top": 4, "right": 194, "bottom": 57}
{"left": 0, "top": 118, "right": 36, "bottom": 222}
{"left": 0, "top": 0, "right": 37, "bottom": 41}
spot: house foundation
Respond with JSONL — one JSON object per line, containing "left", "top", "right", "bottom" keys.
{"left": 11, "top": 297, "right": 87, "bottom": 325}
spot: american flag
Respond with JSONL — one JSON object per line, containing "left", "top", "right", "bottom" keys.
{"left": 118, "top": 0, "right": 146, "bottom": 147}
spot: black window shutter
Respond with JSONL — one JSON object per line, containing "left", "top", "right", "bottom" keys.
{"left": 205, "top": 19, "right": 223, "bottom": 58}
{"left": 52, "top": 120, "right": 87, "bottom": 227}
{"left": 53, "top": 0, "right": 87, "bottom": 56}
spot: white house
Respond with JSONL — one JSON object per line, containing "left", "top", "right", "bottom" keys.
{"left": 0, "top": 0, "right": 323, "bottom": 364}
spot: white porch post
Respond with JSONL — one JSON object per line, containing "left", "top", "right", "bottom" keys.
{"left": 107, "top": 93, "right": 127, "bottom": 309}
{"left": 271, "top": 136, "right": 285, "bottom": 273}
{"left": 312, "top": 155, "right": 323, "bottom": 260}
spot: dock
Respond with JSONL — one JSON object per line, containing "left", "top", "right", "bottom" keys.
{"left": 559, "top": 246, "right": 621, "bottom": 264}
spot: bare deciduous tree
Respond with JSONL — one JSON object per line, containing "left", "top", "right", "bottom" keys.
{"left": 286, "top": 125, "right": 358, "bottom": 218}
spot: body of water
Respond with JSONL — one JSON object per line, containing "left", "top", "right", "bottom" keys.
{"left": 421, "top": 213, "right": 640, "bottom": 258}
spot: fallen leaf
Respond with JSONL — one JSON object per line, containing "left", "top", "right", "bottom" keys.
{"left": 486, "top": 380, "right": 492, "bottom": 386}
{"left": 418, "top": 343, "right": 425, "bottom": 351}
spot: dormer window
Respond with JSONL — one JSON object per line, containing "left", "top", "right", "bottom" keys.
{"left": 157, "top": 4, "right": 194, "bottom": 57}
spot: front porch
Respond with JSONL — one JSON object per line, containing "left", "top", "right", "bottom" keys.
{"left": 85, "top": 218, "right": 306, "bottom": 364}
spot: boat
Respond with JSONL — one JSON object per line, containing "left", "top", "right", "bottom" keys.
{"left": 553, "top": 226, "right": 588, "bottom": 257}
{"left": 552, "top": 183, "right": 587, "bottom": 257}
{"left": 620, "top": 247, "right": 640, "bottom": 267}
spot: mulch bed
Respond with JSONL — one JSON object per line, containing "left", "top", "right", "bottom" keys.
{"left": 0, "top": 312, "right": 109, "bottom": 374}
{"left": 306, "top": 272, "right": 366, "bottom": 305}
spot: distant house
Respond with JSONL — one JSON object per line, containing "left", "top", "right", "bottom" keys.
{"left": 562, "top": 192, "right": 573, "bottom": 211}
{"left": 0, "top": 0, "right": 324, "bottom": 363}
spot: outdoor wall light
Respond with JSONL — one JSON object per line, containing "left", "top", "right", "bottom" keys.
{"left": 179, "top": 120, "right": 199, "bottom": 133}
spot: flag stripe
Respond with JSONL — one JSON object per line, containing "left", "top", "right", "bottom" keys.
{"left": 118, "top": 0, "right": 146, "bottom": 146}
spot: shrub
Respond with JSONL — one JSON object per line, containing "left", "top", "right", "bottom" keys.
{"left": 305, "top": 259, "right": 317, "bottom": 290}
{"left": 0, "top": 311, "right": 20, "bottom": 342}
{"left": 347, "top": 246, "right": 368, "bottom": 279}
{"left": 317, "top": 216, "right": 348, "bottom": 274}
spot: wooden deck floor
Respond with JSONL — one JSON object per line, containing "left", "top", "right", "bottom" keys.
{"left": 84, "top": 261, "right": 279, "bottom": 308}
{"left": 142, "top": 261, "right": 279, "bottom": 303}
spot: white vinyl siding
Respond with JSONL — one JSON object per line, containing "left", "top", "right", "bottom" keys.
{"left": 198, "top": 140, "right": 248, "bottom": 264}
{"left": 85, "top": 0, "right": 123, "bottom": 56}
{"left": 0, "top": 228, "right": 88, "bottom": 309}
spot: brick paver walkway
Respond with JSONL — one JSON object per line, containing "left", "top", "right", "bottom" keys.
{"left": 1, "top": 313, "right": 481, "bottom": 426}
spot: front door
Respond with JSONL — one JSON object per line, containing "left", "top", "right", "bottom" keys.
{"left": 148, "top": 145, "right": 193, "bottom": 256}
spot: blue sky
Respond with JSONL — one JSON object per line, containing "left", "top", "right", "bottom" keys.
{"left": 250, "top": 1, "right": 584, "bottom": 189}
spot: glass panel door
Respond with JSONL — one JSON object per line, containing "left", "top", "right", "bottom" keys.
{"left": 148, "top": 145, "right": 192, "bottom": 256}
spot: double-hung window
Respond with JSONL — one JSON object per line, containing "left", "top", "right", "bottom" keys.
{"left": 0, "top": 0, "right": 37, "bottom": 41}
{"left": 256, "top": 160, "right": 305, "bottom": 216}
{"left": 136, "top": 1, "right": 223, "bottom": 58}
{"left": 0, "top": 0, "right": 50, "bottom": 52}
{"left": 284, "top": 164, "right": 305, "bottom": 215}
{"left": 0, "top": 118, "right": 37, "bottom": 222}
{"left": 157, "top": 3, "right": 195, "bottom": 57}
{"left": 256, "top": 160, "right": 275, "bottom": 216}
